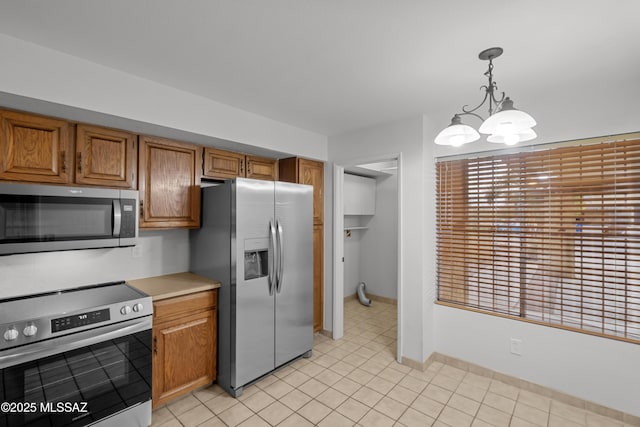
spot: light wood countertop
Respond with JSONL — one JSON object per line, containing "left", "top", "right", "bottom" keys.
{"left": 128, "top": 272, "right": 220, "bottom": 301}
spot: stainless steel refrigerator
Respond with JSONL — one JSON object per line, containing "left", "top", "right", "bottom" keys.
{"left": 190, "top": 178, "right": 313, "bottom": 397}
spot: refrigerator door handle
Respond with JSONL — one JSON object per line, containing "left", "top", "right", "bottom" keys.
{"left": 276, "top": 219, "right": 284, "bottom": 293}
{"left": 268, "top": 220, "right": 277, "bottom": 295}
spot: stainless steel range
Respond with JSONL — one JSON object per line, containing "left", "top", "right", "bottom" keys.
{"left": 0, "top": 282, "right": 152, "bottom": 427}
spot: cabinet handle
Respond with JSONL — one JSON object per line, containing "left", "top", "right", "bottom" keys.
{"left": 140, "top": 200, "right": 144, "bottom": 218}
{"left": 247, "top": 162, "right": 252, "bottom": 176}
{"left": 153, "top": 336, "right": 158, "bottom": 355}
{"left": 240, "top": 160, "right": 244, "bottom": 176}
{"left": 61, "top": 151, "right": 67, "bottom": 173}
{"left": 77, "top": 152, "right": 83, "bottom": 173}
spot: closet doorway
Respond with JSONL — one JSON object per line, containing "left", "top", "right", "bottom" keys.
{"left": 333, "top": 154, "right": 403, "bottom": 363}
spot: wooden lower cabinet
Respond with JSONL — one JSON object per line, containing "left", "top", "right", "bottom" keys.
{"left": 152, "top": 290, "right": 217, "bottom": 408}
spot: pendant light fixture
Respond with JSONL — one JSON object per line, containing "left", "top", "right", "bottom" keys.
{"left": 434, "top": 47, "right": 536, "bottom": 147}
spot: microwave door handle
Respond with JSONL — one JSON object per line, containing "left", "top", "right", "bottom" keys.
{"left": 113, "top": 199, "right": 122, "bottom": 237}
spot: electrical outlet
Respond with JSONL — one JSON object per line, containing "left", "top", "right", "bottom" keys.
{"left": 131, "top": 245, "right": 143, "bottom": 258}
{"left": 510, "top": 338, "right": 523, "bottom": 356}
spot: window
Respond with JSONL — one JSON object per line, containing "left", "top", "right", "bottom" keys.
{"left": 436, "top": 140, "right": 640, "bottom": 343}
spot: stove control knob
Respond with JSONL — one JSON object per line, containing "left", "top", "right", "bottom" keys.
{"left": 133, "top": 303, "right": 144, "bottom": 313}
{"left": 120, "top": 305, "right": 132, "bottom": 315}
{"left": 4, "top": 327, "right": 19, "bottom": 341}
{"left": 23, "top": 324, "right": 38, "bottom": 337}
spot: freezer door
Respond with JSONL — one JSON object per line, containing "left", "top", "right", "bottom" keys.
{"left": 234, "top": 178, "right": 276, "bottom": 387}
{"left": 274, "top": 182, "right": 314, "bottom": 366}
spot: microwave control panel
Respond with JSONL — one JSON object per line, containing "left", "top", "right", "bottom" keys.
{"left": 120, "top": 199, "right": 137, "bottom": 238}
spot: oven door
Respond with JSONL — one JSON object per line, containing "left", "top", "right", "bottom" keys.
{"left": 0, "top": 317, "right": 151, "bottom": 427}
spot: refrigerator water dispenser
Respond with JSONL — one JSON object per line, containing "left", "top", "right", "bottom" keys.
{"left": 244, "top": 238, "right": 269, "bottom": 280}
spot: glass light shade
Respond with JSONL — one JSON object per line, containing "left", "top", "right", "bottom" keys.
{"left": 478, "top": 98, "right": 536, "bottom": 135}
{"left": 487, "top": 128, "right": 537, "bottom": 145}
{"left": 434, "top": 121, "right": 480, "bottom": 147}
{"left": 479, "top": 108, "right": 536, "bottom": 134}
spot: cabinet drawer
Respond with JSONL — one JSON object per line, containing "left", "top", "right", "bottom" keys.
{"left": 153, "top": 290, "right": 216, "bottom": 322}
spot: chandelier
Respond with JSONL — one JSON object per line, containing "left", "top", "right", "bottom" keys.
{"left": 434, "top": 47, "right": 536, "bottom": 147}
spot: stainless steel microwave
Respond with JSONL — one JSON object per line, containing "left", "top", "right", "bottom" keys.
{"left": 0, "top": 183, "right": 138, "bottom": 255}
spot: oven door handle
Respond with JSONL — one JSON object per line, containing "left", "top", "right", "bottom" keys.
{"left": 0, "top": 316, "right": 152, "bottom": 369}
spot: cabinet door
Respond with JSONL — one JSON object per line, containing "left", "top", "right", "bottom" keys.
{"left": 313, "top": 224, "right": 324, "bottom": 332}
{"left": 298, "top": 158, "right": 324, "bottom": 225}
{"left": 203, "top": 147, "right": 245, "bottom": 179}
{"left": 152, "top": 310, "right": 215, "bottom": 408}
{"left": 246, "top": 155, "right": 278, "bottom": 181}
{"left": 139, "top": 136, "right": 201, "bottom": 228}
{"left": 75, "top": 124, "right": 137, "bottom": 188}
{"left": 0, "top": 110, "right": 72, "bottom": 183}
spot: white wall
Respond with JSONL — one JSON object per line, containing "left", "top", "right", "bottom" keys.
{"left": 329, "top": 111, "right": 640, "bottom": 416}
{"left": 343, "top": 217, "right": 363, "bottom": 297}
{"left": 435, "top": 305, "right": 640, "bottom": 416}
{"left": 0, "top": 33, "right": 328, "bottom": 160}
{"left": 430, "top": 137, "right": 640, "bottom": 416}
{"left": 342, "top": 173, "right": 397, "bottom": 300}
{"left": 0, "top": 230, "right": 189, "bottom": 299}
{"left": 328, "top": 116, "right": 433, "bottom": 364}
{"left": 0, "top": 34, "right": 329, "bottom": 304}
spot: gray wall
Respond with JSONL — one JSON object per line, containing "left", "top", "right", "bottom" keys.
{"left": 361, "top": 173, "right": 397, "bottom": 299}
{"left": 343, "top": 173, "right": 398, "bottom": 300}
{"left": 0, "top": 230, "right": 190, "bottom": 299}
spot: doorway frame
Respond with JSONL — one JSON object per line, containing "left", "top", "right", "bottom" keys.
{"left": 332, "top": 153, "right": 404, "bottom": 362}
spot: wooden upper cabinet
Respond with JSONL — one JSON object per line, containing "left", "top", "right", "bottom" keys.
{"left": 0, "top": 109, "right": 72, "bottom": 184}
{"left": 280, "top": 157, "right": 324, "bottom": 225}
{"left": 75, "top": 124, "right": 137, "bottom": 188}
{"left": 139, "top": 135, "right": 202, "bottom": 228}
{"left": 246, "top": 155, "right": 278, "bottom": 181}
{"left": 203, "top": 147, "right": 278, "bottom": 181}
{"left": 299, "top": 159, "right": 324, "bottom": 225}
{"left": 203, "top": 147, "right": 245, "bottom": 179}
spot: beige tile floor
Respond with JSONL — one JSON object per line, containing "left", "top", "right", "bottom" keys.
{"left": 151, "top": 299, "right": 635, "bottom": 427}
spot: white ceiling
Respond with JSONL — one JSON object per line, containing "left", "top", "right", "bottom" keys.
{"left": 0, "top": 1, "right": 639, "bottom": 137}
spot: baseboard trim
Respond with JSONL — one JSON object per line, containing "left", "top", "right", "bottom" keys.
{"left": 318, "top": 329, "right": 332, "bottom": 338}
{"left": 344, "top": 293, "right": 397, "bottom": 305}
{"left": 425, "top": 352, "right": 640, "bottom": 425}
{"left": 400, "top": 355, "right": 432, "bottom": 371}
